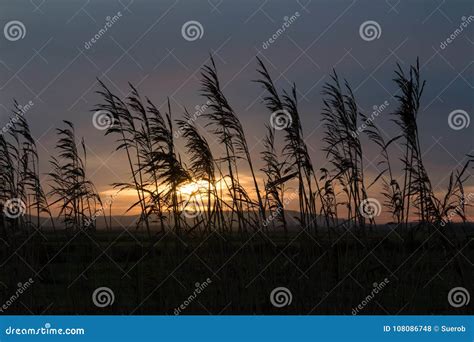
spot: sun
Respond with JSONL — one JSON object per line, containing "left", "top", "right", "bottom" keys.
{"left": 177, "top": 179, "right": 212, "bottom": 197}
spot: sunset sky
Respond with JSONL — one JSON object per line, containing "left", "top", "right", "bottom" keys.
{"left": 1, "top": 0, "right": 472, "bottom": 220}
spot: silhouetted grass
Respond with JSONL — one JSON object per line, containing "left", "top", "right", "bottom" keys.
{"left": 0, "top": 58, "right": 472, "bottom": 315}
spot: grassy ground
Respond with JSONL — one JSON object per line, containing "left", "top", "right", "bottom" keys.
{"left": 0, "top": 225, "right": 473, "bottom": 315}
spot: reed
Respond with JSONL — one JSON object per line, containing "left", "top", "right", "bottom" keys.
{"left": 47, "top": 121, "right": 102, "bottom": 230}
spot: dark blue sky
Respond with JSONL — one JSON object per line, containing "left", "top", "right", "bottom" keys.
{"left": 0, "top": 0, "right": 472, "bottom": 216}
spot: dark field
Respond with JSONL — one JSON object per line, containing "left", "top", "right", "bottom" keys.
{"left": 1, "top": 225, "right": 473, "bottom": 315}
